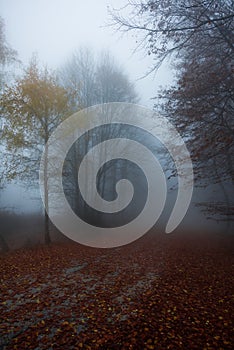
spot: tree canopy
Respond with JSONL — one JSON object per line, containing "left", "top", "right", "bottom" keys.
{"left": 1, "top": 58, "right": 71, "bottom": 244}
{"left": 111, "top": 0, "right": 234, "bottom": 224}
{"left": 0, "top": 16, "right": 18, "bottom": 90}
{"left": 59, "top": 47, "right": 138, "bottom": 109}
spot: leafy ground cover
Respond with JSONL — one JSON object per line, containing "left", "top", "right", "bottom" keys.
{"left": 0, "top": 230, "right": 233, "bottom": 349}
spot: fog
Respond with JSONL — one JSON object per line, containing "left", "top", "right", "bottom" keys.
{"left": 1, "top": 0, "right": 173, "bottom": 107}
{"left": 0, "top": 2, "right": 233, "bottom": 348}
{"left": 0, "top": 0, "right": 233, "bottom": 251}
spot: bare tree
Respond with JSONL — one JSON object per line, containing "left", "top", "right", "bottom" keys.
{"left": 95, "top": 50, "right": 138, "bottom": 104}
{"left": 110, "top": 1, "right": 234, "bottom": 69}
{"left": 60, "top": 48, "right": 139, "bottom": 225}
{"left": 59, "top": 47, "right": 97, "bottom": 110}
{"left": 59, "top": 47, "right": 138, "bottom": 107}
{"left": 111, "top": 1, "right": 234, "bottom": 225}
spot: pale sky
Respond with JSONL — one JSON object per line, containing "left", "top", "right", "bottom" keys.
{"left": 1, "top": 0, "right": 173, "bottom": 107}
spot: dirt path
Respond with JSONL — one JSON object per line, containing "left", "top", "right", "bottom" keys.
{"left": 0, "top": 231, "right": 233, "bottom": 349}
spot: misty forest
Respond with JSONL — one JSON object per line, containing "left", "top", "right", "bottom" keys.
{"left": 0, "top": 1, "right": 233, "bottom": 349}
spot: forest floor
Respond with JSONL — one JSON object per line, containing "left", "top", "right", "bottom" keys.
{"left": 0, "top": 230, "right": 233, "bottom": 350}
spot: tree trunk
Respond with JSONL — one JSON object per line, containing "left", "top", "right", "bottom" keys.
{"left": 214, "top": 157, "right": 231, "bottom": 234}
{"left": 44, "top": 210, "right": 51, "bottom": 245}
{"left": 44, "top": 142, "right": 51, "bottom": 245}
